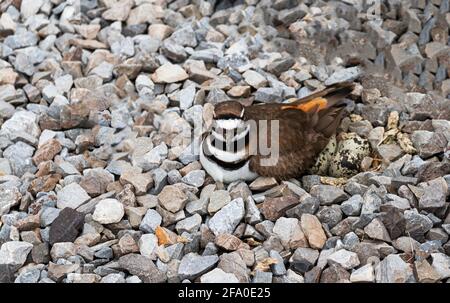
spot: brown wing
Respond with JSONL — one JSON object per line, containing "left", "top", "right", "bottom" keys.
{"left": 244, "top": 82, "right": 354, "bottom": 180}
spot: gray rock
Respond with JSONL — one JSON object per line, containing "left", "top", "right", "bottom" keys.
{"left": 327, "top": 249, "right": 360, "bottom": 270}
{"left": 101, "top": 273, "right": 126, "bottom": 283}
{"left": 0, "top": 187, "right": 21, "bottom": 216}
{"left": 0, "top": 241, "right": 33, "bottom": 271}
{"left": 252, "top": 270, "right": 273, "bottom": 283}
{"left": 340, "top": 195, "right": 363, "bottom": 216}
{"left": 325, "top": 66, "right": 362, "bottom": 86}
{"left": 310, "top": 185, "right": 349, "bottom": 205}
{"left": 350, "top": 263, "right": 375, "bottom": 283}
{"left": 139, "top": 209, "right": 162, "bottom": 233}
{"left": 118, "top": 254, "right": 166, "bottom": 283}
{"left": 254, "top": 87, "right": 283, "bottom": 103}
{"left": 431, "top": 253, "right": 450, "bottom": 280}
{"left": 138, "top": 233, "right": 158, "bottom": 260}
{"left": 175, "top": 214, "right": 202, "bottom": 234}
{"left": 404, "top": 209, "right": 433, "bottom": 240}
{"left": 3, "top": 142, "right": 36, "bottom": 176}
{"left": 375, "top": 254, "right": 414, "bottom": 283}
{"left": 270, "top": 250, "right": 286, "bottom": 276}
{"left": 208, "top": 190, "right": 231, "bottom": 214}
{"left": 418, "top": 177, "right": 448, "bottom": 209}
{"left": 181, "top": 170, "right": 205, "bottom": 187}
{"left": 178, "top": 253, "right": 219, "bottom": 280}
{"left": 57, "top": 183, "right": 90, "bottom": 209}
{"left": 208, "top": 198, "right": 245, "bottom": 236}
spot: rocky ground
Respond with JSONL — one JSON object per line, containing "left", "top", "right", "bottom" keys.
{"left": 0, "top": 0, "right": 449, "bottom": 283}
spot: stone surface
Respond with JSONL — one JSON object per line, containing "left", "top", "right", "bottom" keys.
{"left": 92, "top": 199, "right": 124, "bottom": 225}
{"left": 200, "top": 268, "right": 239, "bottom": 283}
{"left": 49, "top": 208, "right": 84, "bottom": 245}
{"left": 56, "top": 183, "right": 90, "bottom": 209}
{"left": 327, "top": 249, "right": 360, "bottom": 270}
{"left": 208, "top": 198, "right": 245, "bottom": 236}
{"left": 300, "top": 214, "right": 327, "bottom": 249}
{"left": 0, "top": 241, "right": 33, "bottom": 271}
{"left": 178, "top": 253, "right": 219, "bottom": 280}
{"left": 118, "top": 254, "right": 166, "bottom": 283}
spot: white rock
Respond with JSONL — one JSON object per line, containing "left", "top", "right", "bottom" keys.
{"left": 92, "top": 199, "right": 124, "bottom": 224}
{"left": 138, "top": 234, "right": 158, "bottom": 260}
{"left": 0, "top": 241, "right": 33, "bottom": 271}
{"left": 327, "top": 249, "right": 360, "bottom": 269}
{"left": 350, "top": 263, "right": 375, "bottom": 282}
{"left": 151, "top": 63, "right": 188, "bottom": 83}
{"left": 200, "top": 268, "right": 239, "bottom": 283}
{"left": 431, "top": 253, "right": 450, "bottom": 280}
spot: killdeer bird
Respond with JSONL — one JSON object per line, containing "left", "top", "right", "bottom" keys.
{"left": 200, "top": 82, "right": 355, "bottom": 183}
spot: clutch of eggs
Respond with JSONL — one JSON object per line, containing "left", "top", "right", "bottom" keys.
{"left": 310, "top": 133, "right": 371, "bottom": 178}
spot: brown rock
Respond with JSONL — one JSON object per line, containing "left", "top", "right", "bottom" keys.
{"left": 69, "top": 39, "right": 107, "bottom": 50}
{"left": 300, "top": 214, "right": 327, "bottom": 249}
{"left": 118, "top": 253, "right": 166, "bottom": 283}
{"left": 148, "top": 24, "right": 173, "bottom": 40}
{"left": 15, "top": 214, "right": 40, "bottom": 231}
{"left": 29, "top": 174, "right": 61, "bottom": 195}
{"left": 49, "top": 208, "right": 85, "bottom": 245}
{"left": 102, "top": 0, "right": 133, "bottom": 21}
{"left": 320, "top": 264, "right": 350, "bottom": 283}
{"left": 227, "top": 85, "right": 251, "bottom": 98}
{"left": 214, "top": 234, "right": 243, "bottom": 251}
{"left": 119, "top": 171, "right": 153, "bottom": 195}
{"left": 79, "top": 168, "right": 114, "bottom": 197}
{"left": 260, "top": 196, "right": 299, "bottom": 221}
{"left": 155, "top": 226, "right": 178, "bottom": 246}
{"left": 249, "top": 177, "right": 278, "bottom": 191}
{"left": 415, "top": 259, "right": 441, "bottom": 283}
{"left": 48, "top": 262, "right": 80, "bottom": 282}
{"left": 158, "top": 185, "right": 188, "bottom": 213}
{"left": 364, "top": 218, "right": 392, "bottom": 243}
{"left": 0, "top": 68, "right": 18, "bottom": 85}
{"left": 32, "top": 139, "right": 62, "bottom": 165}
{"left": 118, "top": 233, "right": 139, "bottom": 255}
{"left": 381, "top": 205, "right": 406, "bottom": 240}
{"left": 304, "top": 266, "right": 322, "bottom": 283}
{"left": 151, "top": 63, "right": 189, "bottom": 84}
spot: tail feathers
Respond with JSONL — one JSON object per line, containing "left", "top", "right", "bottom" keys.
{"left": 315, "top": 106, "right": 346, "bottom": 137}
{"left": 288, "top": 81, "right": 355, "bottom": 112}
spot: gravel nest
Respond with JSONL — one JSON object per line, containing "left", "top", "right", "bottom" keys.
{"left": 0, "top": 0, "right": 449, "bottom": 283}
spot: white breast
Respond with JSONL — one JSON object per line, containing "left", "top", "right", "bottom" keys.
{"left": 200, "top": 141, "right": 258, "bottom": 183}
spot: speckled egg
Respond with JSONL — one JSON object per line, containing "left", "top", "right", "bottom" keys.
{"left": 310, "top": 134, "right": 337, "bottom": 175}
{"left": 329, "top": 133, "right": 371, "bottom": 178}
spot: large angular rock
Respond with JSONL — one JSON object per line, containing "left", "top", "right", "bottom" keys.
{"left": 49, "top": 208, "right": 84, "bottom": 245}
{"left": 158, "top": 185, "right": 188, "bottom": 213}
{"left": 273, "top": 217, "right": 308, "bottom": 249}
{"left": 56, "top": 183, "right": 90, "bottom": 209}
{"left": 375, "top": 254, "right": 413, "bottom": 283}
{"left": 118, "top": 254, "right": 166, "bottom": 283}
{"left": 178, "top": 253, "right": 219, "bottom": 280}
{"left": 0, "top": 187, "right": 21, "bottom": 216}
{"left": 92, "top": 199, "right": 125, "bottom": 225}
{"left": 300, "top": 214, "right": 327, "bottom": 249}
{"left": 208, "top": 198, "right": 245, "bottom": 236}
{"left": 151, "top": 63, "right": 189, "bottom": 83}
{"left": 0, "top": 241, "right": 33, "bottom": 272}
